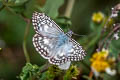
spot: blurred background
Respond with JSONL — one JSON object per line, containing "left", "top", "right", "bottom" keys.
{"left": 0, "top": 0, "right": 120, "bottom": 80}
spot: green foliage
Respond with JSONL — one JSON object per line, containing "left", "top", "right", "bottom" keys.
{"left": 117, "top": 62, "right": 120, "bottom": 74}
{"left": 40, "top": 66, "right": 62, "bottom": 80}
{"left": 109, "top": 39, "right": 120, "bottom": 58}
{"left": 63, "top": 65, "right": 79, "bottom": 80}
{"left": 55, "top": 16, "right": 72, "bottom": 32}
{"left": 1, "top": 0, "right": 29, "bottom": 6}
{"left": 19, "top": 63, "right": 40, "bottom": 80}
{"left": 102, "top": 73, "right": 119, "bottom": 80}
{"left": 38, "top": 0, "right": 64, "bottom": 19}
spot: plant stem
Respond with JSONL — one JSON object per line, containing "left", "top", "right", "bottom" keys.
{"left": 97, "top": 17, "right": 111, "bottom": 51}
{"left": 99, "top": 24, "right": 120, "bottom": 51}
{"left": 39, "top": 63, "right": 50, "bottom": 73}
{"left": 64, "top": 0, "right": 75, "bottom": 18}
{"left": 105, "top": 36, "right": 113, "bottom": 49}
{"left": 22, "top": 16, "right": 31, "bottom": 63}
{"left": 89, "top": 70, "right": 93, "bottom": 79}
{"left": 33, "top": 63, "right": 50, "bottom": 79}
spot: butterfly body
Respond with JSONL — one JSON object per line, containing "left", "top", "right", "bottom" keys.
{"left": 56, "top": 32, "right": 69, "bottom": 47}
{"left": 32, "top": 12, "right": 86, "bottom": 70}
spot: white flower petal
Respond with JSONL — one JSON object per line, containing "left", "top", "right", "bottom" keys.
{"left": 105, "top": 67, "right": 116, "bottom": 76}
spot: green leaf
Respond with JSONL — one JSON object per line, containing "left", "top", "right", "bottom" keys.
{"left": 117, "top": 62, "right": 120, "bottom": 74}
{"left": 109, "top": 39, "right": 120, "bottom": 58}
{"left": 102, "top": 73, "right": 119, "bottom": 80}
{"left": 14, "top": 0, "right": 29, "bottom": 6}
{"left": 39, "top": 0, "right": 64, "bottom": 18}
{"left": 1, "top": 0, "right": 30, "bottom": 13}
{"left": 5, "top": 0, "right": 29, "bottom": 6}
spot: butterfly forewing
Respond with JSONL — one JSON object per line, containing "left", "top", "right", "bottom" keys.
{"left": 68, "top": 38, "right": 86, "bottom": 60}
{"left": 32, "top": 12, "right": 64, "bottom": 36}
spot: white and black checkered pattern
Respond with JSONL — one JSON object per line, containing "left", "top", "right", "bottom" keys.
{"left": 32, "top": 12, "right": 86, "bottom": 69}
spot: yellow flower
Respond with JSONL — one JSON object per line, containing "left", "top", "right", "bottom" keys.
{"left": 90, "top": 49, "right": 108, "bottom": 62}
{"left": 90, "top": 49, "right": 115, "bottom": 73}
{"left": 92, "top": 12, "right": 104, "bottom": 23}
{"left": 91, "top": 60, "right": 110, "bottom": 72}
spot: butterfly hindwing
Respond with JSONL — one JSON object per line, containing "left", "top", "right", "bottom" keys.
{"left": 33, "top": 33, "right": 65, "bottom": 59}
{"left": 33, "top": 34, "right": 50, "bottom": 59}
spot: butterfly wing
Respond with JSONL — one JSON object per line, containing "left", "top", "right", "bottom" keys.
{"left": 68, "top": 38, "right": 86, "bottom": 61}
{"left": 32, "top": 12, "right": 64, "bottom": 37}
{"left": 32, "top": 12, "right": 66, "bottom": 59}
{"left": 48, "top": 38, "right": 86, "bottom": 65}
{"left": 33, "top": 34, "right": 50, "bottom": 59}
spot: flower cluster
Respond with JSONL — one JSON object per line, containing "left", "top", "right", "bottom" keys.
{"left": 90, "top": 49, "right": 116, "bottom": 77}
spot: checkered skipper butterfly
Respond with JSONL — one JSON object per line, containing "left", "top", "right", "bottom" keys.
{"left": 32, "top": 12, "right": 86, "bottom": 70}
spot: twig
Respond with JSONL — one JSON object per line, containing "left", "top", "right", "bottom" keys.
{"left": 105, "top": 35, "right": 114, "bottom": 49}
{"left": 64, "top": 0, "right": 75, "bottom": 18}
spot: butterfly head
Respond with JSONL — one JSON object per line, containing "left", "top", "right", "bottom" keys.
{"left": 66, "top": 30, "right": 74, "bottom": 37}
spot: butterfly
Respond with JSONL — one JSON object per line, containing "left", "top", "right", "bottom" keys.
{"left": 32, "top": 12, "right": 86, "bottom": 70}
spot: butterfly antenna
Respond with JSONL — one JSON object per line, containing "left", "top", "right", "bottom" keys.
{"left": 73, "top": 33, "right": 86, "bottom": 37}
{"left": 66, "top": 25, "right": 86, "bottom": 37}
